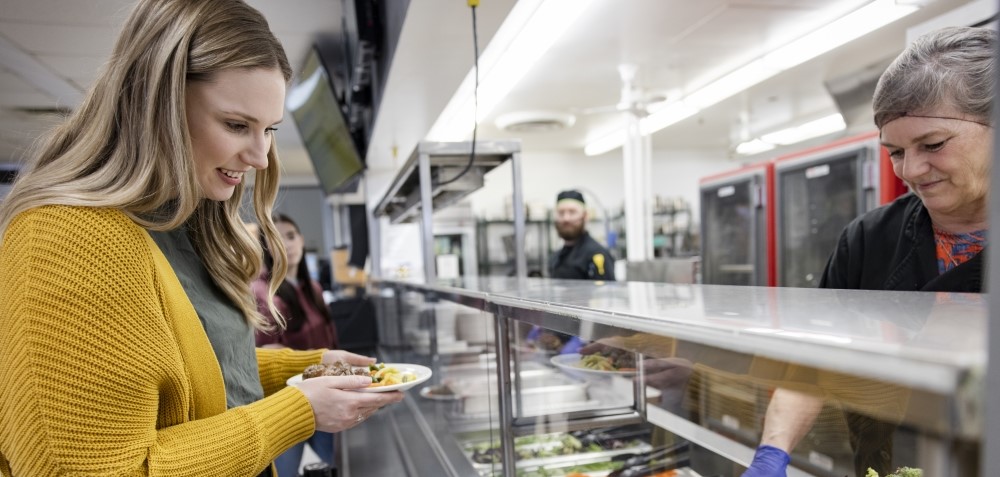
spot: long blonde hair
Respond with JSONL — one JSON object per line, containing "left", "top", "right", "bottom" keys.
{"left": 0, "top": 0, "right": 293, "bottom": 330}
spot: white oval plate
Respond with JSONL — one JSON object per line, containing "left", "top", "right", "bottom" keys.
{"left": 419, "top": 384, "right": 461, "bottom": 401}
{"left": 550, "top": 353, "right": 637, "bottom": 376}
{"left": 287, "top": 363, "right": 433, "bottom": 392}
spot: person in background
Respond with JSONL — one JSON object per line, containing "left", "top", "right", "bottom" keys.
{"left": 743, "top": 26, "right": 994, "bottom": 477}
{"left": 254, "top": 214, "right": 339, "bottom": 476}
{"left": 0, "top": 1, "right": 401, "bottom": 476}
{"left": 550, "top": 189, "right": 616, "bottom": 280}
{"left": 527, "top": 190, "right": 618, "bottom": 354}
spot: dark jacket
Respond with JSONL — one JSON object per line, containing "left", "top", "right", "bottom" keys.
{"left": 818, "top": 193, "right": 983, "bottom": 475}
{"left": 550, "top": 231, "right": 616, "bottom": 280}
{"left": 819, "top": 193, "right": 983, "bottom": 293}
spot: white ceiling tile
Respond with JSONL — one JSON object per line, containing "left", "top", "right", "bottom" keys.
{"left": 0, "top": 0, "right": 133, "bottom": 26}
{"left": 0, "top": 69, "right": 37, "bottom": 92}
{"left": 0, "top": 90, "right": 56, "bottom": 108}
{"left": 0, "top": 21, "right": 117, "bottom": 57}
{"left": 37, "top": 54, "right": 105, "bottom": 86}
{"left": 246, "top": 0, "right": 340, "bottom": 34}
{"left": 276, "top": 34, "right": 318, "bottom": 71}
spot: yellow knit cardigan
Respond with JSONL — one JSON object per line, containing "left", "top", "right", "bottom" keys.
{"left": 0, "top": 206, "right": 324, "bottom": 476}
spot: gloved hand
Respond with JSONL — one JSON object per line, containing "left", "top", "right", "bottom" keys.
{"left": 560, "top": 336, "right": 585, "bottom": 354}
{"left": 741, "top": 445, "right": 790, "bottom": 477}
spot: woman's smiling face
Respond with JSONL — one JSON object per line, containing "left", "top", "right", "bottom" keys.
{"left": 880, "top": 106, "right": 993, "bottom": 225}
{"left": 185, "top": 67, "right": 286, "bottom": 201}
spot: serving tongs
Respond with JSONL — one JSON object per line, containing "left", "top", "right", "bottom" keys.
{"left": 570, "top": 425, "right": 652, "bottom": 448}
{"left": 613, "top": 458, "right": 692, "bottom": 477}
{"left": 607, "top": 441, "right": 690, "bottom": 477}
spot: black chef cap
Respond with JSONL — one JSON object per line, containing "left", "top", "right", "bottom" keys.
{"left": 556, "top": 189, "right": 585, "bottom": 205}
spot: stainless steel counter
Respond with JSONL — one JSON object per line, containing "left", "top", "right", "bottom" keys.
{"left": 357, "top": 278, "right": 984, "bottom": 476}
{"left": 376, "top": 277, "right": 985, "bottom": 395}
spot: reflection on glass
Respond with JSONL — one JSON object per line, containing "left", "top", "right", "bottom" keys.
{"left": 780, "top": 154, "right": 860, "bottom": 287}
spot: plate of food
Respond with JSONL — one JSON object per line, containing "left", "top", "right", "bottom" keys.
{"left": 287, "top": 361, "right": 432, "bottom": 392}
{"left": 550, "top": 351, "right": 637, "bottom": 376}
{"left": 419, "top": 383, "right": 461, "bottom": 401}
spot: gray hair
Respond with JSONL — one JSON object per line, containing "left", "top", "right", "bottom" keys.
{"left": 873, "top": 26, "right": 996, "bottom": 128}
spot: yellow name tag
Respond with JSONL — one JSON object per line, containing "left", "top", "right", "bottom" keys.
{"left": 592, "top": 254, "right": 605, "bottom": 276}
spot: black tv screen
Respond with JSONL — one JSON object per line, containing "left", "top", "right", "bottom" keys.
{"left": 287, "top": 48, "right": 365, "bottom": 195}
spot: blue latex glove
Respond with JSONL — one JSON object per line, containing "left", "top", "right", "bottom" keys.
{"left": 741, "top": 445, "right": 790, "bottom": 477}
{"left": 560, "top": 336, "right": 584, "bottom": 354}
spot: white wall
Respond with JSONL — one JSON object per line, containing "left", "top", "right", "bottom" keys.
{"left": 468, "top": 149, "right": 738, "bottom": 222}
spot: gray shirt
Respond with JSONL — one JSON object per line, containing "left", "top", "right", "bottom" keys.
{"left": 149, "top": 228, "right": 265, "bottom": 408}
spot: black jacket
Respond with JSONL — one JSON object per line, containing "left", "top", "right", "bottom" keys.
{"left": 819, "top": 193, "right": 984, "bottom": 293}
{"left": 818, "top": 193, "right": 983, "bottom": 476}
{"left": 550, "top": 231, "right": 615, "bottom": 280}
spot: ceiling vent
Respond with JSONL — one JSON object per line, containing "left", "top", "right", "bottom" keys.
{"left": 495, "top": 111, "right": 576, "bottom": 133}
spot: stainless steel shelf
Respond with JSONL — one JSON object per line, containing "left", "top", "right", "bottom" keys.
{"left": 373, "top": 140, "right": 521, "bottom": 224}
{"left": 370, "top": 140, "right": 527, "bottom": 283}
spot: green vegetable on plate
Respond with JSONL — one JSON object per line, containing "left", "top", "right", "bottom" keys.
{"left": 866, "top": 467, "right": 922, "bottom": 477}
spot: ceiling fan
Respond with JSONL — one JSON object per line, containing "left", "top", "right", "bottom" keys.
{"left": 569, "top": 64, "right": 674, "bottom": 117}
{"left": 494, "top": 65, "right": 671, "bottom": 133}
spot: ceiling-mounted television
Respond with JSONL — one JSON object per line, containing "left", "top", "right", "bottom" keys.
{"left": 287, "top": 47, "right": 365, "bottom": 195}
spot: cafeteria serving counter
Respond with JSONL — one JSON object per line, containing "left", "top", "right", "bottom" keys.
{"left": 340, "top": 277, "right": 984, "bottom": 477}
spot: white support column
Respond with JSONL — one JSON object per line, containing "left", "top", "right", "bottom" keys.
{"left": 620, "top": 64, "right": 654, "bottom": 262}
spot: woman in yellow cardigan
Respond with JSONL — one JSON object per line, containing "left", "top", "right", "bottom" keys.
{"left": 0, "top": 1, "right": 401, "bottom": 476}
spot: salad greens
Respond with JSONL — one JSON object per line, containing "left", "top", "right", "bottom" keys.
{"left": 866, "top": 467, "right": 922, "bottom": 477}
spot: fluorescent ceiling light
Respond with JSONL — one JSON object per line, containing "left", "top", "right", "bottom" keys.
{"left": 735, "top": 139, "right": 776, "bottom": 156}
{"left": 585, "top": 101, "right": 697, "bottom": 156}
{"left": 736, "top": 113, "right": 846, "bottom": 155}
{"left": 585, "top": 0, "right": 920, "bottom": 155}
{"left": 682, "top": 60, "right": 779, "bottom": 110}
{"left": 427, "top": 0, "right": 596, "bottom": 142}
{"left": 760, "top": 113, "right": 846, "bottom": 145}
{"left": 762, "top": 0, "right": 919, "bottom": 70}
{"left": 638, "top": 102, "right": 699, "bottom": 136}
{"left": 584, "top": 130, "right": 626, "bottom": 156}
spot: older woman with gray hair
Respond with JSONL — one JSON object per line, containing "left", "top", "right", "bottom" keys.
{"left": 742, "top": 26, "right": 995, "bottom": 477}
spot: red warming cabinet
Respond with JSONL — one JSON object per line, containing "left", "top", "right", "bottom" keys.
{"left": 699, "top": 132, "right": 907, "bottom": 287}
{"left": 772, "top": 132, "right": 907, "bottom": 287}
{"left": 699, "top": 162, "right": 775, "bottom": 287}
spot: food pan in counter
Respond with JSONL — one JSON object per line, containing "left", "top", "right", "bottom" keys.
{"left": 460, "top": 431, "right": 653, "bottom": 476}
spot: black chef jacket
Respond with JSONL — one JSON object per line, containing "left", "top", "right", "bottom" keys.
{"left": 820, "top": 193, "right": 984, "bottom": 292}
{"left": 549, "top": 231, "right": 616, "bottom": 280}
{"left": 818, "top": 193, "right": 984, "bottom": 476}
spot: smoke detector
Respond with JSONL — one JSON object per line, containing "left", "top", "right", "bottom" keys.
{"left": 495, "top": 111, "right": 576, "bottom": 133}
